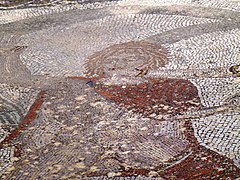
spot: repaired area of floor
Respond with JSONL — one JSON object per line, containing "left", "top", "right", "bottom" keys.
{"left": 0, "top": 0, "right": 240, "bottom": 179}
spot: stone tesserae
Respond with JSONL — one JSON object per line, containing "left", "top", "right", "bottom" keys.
{"left": 0, "top": 0, "right": 240, "bottom": 179}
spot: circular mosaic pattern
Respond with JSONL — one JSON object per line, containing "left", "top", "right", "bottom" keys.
{"left": 85, "top": 41, "right": 168, "bottom": 78}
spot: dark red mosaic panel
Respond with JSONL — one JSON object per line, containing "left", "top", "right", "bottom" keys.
{"left": 95, "top": 78, "right": 201, "bottom": 116}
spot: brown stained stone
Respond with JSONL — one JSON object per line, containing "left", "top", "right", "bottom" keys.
{"left": 85, "top": 41, "right": 168, "bottom": 78}
{"left": 95, "top": 78, "right": 201, "bottom": 116}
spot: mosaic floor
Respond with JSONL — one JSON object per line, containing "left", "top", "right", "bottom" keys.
{"left": 0, "top": 0, "right": 240, "bottom": 179}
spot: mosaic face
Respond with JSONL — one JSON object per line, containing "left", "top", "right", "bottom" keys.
{"left": 86, "top": 41, "right": 168, "bottom": 78}
{"left": 0, "top": 0, "right": 240, "bottom": 179}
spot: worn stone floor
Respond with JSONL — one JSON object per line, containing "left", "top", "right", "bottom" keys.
{"left": 0, "top": 0, "right": 240, "bottom": 179}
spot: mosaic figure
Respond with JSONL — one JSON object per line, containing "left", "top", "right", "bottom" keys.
{"left": 0, "top": 0, "right": 239, "bottom": 179}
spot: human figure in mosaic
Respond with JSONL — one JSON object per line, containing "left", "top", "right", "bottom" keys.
{"left": 84, "top": 40, "right": 240, "bottom": 178}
